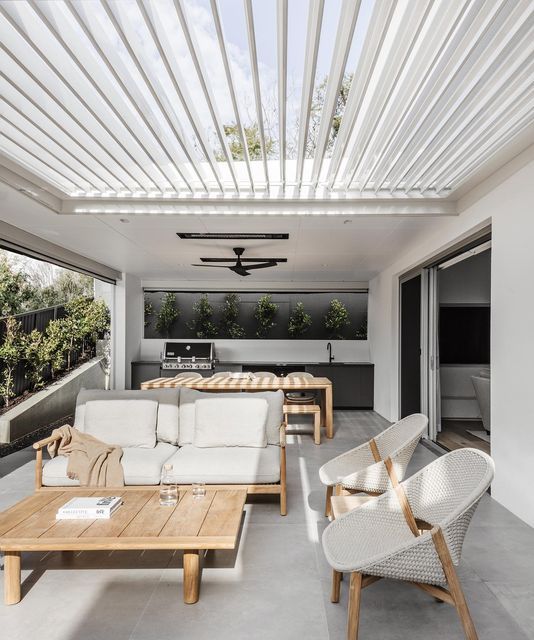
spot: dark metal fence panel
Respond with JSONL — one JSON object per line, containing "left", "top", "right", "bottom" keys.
{"left": 0, "top": 305, "right": 66, "bottom": 402}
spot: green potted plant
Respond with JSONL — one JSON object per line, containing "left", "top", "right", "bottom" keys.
{"left": 144, "top": 298, "right": 153, "bottom": 328}
{"left": 254, "top": 294, "right": 278, "bottom": 338}
{"left": 355, "top": 315, "right": 368, "bottom": 340}
{"left": 220, "top": 293, "right": 245, "bottom": 339}
{"left": 188, "top": 294, "right": 218, "bottom": 338}
{"left": 288, "top": 301, "right": 312, "bottom": 338}
{"left": 156, "top": 292, "right": 179, "bottom": 337}
{"left": 324, "top": 299, "right": 350, "bottom": 339}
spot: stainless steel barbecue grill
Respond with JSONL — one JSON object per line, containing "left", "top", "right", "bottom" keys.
{"left": 160, "top": 342, "right": 215, "bottom": 373}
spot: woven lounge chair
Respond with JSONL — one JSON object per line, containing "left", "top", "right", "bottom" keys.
{"left": 319, "top": 414, "right": 428, "bottom": 517}
{"left": 322, "top": 448, "right": 494, "bottom": 640}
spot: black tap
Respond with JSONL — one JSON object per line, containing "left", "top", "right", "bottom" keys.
{"left": 327, "top": 342, "right": 334, "bottom": 363}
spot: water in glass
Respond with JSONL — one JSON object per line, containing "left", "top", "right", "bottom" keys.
{"left": 192, "top": 483, "right": 206, "bottom": 499}
{"left": 160, "top": 464, "right": 178, "bottom": 506}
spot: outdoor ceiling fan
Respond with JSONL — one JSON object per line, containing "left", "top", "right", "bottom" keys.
{"left": 192, "top": 247, "right": 287, "bottom": 277}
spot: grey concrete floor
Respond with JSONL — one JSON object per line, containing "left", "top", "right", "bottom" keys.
{"left": 1, "top": 410, "right": 533, "bottom": 640}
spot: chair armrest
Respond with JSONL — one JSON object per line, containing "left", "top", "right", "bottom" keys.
{"left": 33, "top": 432, "right": 62, "bottom": 450}
{"left": 279, "top": 422, "right": 287, "bottom": 447}
{"left": 340, "top": 459, "right": 392, "bottom": 494}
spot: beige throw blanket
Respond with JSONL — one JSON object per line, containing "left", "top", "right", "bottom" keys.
{"left": 48, "top": 425, "right": 124, "bottom": 487}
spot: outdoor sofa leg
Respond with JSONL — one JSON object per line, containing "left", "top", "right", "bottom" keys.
{"left": 280, "top": 446, "right": 287, "bottom": 516}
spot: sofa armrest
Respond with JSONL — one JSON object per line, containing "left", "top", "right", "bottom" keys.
{"left": 33, "top": 432, "right": 62, "bottom": 450}
{"left": 33, "top": 431, "right": 64, "bottom": 491}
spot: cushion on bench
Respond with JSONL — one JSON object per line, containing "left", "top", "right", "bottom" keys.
{"left": 164, "top": 444, "right": 281, "bottom": 484}
{"left": 84, "top": 398, "right": 157, "bottom": 448}
{"left": 179, "top": 388, "right": 283, "bottom": 446}
{"left": 42, "top": 442, "right": 178, "bottom": 486}
{"left": 194, "top": 397, "right": 268, "bottom": 448}
{"left": 74, "top": 388, "right": 180, "bottom": 445}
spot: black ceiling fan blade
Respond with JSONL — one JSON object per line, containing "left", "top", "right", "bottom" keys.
{"left": 199, "top": 257, "right": 288, "bottom": 263}
{"left": 242, "top": 262, "right": 277, "bottom": 270}
{"left": 240, "top": 258, "right": 287, "bottom": 263}
{"left": 230, "top": 265, "right": 251, "bottom": 277}
{"left": 191, "top": 264, "right": 232, "bottom": 268}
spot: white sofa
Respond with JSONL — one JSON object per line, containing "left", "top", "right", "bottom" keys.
{"left": 34, "top": 387, "right": 287, "bottom": 515}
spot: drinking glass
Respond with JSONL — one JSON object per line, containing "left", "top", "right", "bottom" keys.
{"left": 192, "top": 483, "right": 206, "bottom": 499}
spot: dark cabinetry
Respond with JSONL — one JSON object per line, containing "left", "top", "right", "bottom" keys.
{"left": 131, "top": 362, "right": 160, "bottom": 390}
{"left": 305, "top": 365, "right": 374, "bottom": 408}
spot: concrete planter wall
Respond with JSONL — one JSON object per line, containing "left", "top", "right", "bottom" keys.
{"left": 0, "top": 357, "right": 105, "bottom": 443}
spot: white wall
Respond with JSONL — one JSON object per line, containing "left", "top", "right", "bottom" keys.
{"left": 113, "top": 273, "right": 143, "bottom": 389}
{"left": 368, "top": 155, "right": 534, "bottom": 526}
{"left": 140, "top": 338, "right": 370, "bottom": 363}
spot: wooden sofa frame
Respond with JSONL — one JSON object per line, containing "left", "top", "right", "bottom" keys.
{"left": 33, "top": 423, "right": 288, "bottom": 516}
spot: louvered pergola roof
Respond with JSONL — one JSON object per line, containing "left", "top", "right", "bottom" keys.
{"left": 0, "top": 0, "right": 533, "bottom": 214}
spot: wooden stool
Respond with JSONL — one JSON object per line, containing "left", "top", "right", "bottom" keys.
{"left": 283, "top": 404, "right": 321, "bottom": 444}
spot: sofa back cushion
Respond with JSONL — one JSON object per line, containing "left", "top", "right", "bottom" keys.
{"left": 194, "top": 397, "right": 268, "bottom": 448}
{"left": 179, "top": 388, "right": 283, "bottom": 445}
{"left": 84, "top": 398, "right": 158, "bottom": 448}
{"left": 74, "top": 388, "right": 180, "bottom": 445}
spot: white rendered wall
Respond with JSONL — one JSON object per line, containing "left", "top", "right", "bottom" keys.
{"left": 368, "top": 154, "right": 534, "bottom": 526}
{"left": 113, "top": 273, "right": 143, "bottom": 389}
{"left": 140, "top": 338, "right": 370, "bottom": 363}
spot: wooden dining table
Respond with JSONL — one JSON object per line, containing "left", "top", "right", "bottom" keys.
{"left": 140, "top": 374, "right": 334, "bottom": 438}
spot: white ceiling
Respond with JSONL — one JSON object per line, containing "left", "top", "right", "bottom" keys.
{"left": 0, "top": 182, "right": 443, "bottom": 283}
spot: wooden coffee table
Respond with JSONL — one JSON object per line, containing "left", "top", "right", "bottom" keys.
{"left": 0, "top": 488, "right": 247, "bottom": 605}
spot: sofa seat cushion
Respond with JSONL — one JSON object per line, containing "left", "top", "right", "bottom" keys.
{"left": 42, "top": 442, "right": 178, "bottom": 486}
{"left": 179, "top": 388, "right": 284, "bottom": 446}
{"left": 165, "top": 445, "right": 281, "bottom": 484}
{"left": 194, "top": 397, "right": 268, "bottom": 447}
{"left": 84, "top": 398, "right": 158, "bottom": 448}
{"left": 75, "top": 388, "right": 180, "bottom": 445}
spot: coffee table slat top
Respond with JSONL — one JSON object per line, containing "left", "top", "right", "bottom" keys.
{"left": 0, "top": 489, "right": 247, "bottom": 551}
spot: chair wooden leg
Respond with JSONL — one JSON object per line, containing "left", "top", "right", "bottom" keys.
{"left": 314, "top": 412, "right": 321, "bottom": 445}
{"left": 325, "top": 485, "right": 333, "bottom": 517}
{"left": 331, "top": 569, "right": 342, "bottom": 602}
{"left": 432, "top": 527, "right": 478, "bottom": 640}
{"left": 347, "top": 572, "right": 363, "bottom": 640}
